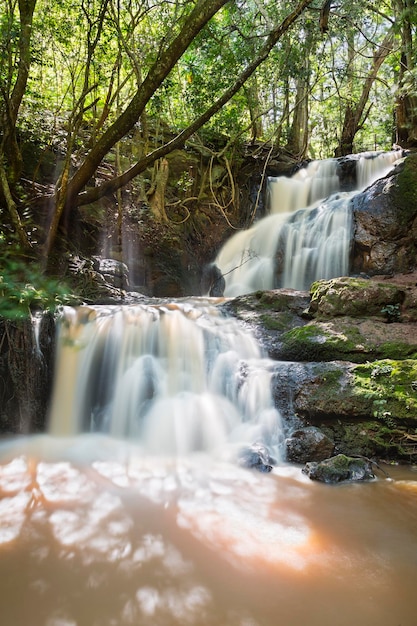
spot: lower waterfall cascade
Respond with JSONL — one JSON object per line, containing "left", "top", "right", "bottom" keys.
{"left": 215, "top": 150, "right": 404, "bottom": 296}
{"left": 48, "top": 300, "right": 283, "bottom": 459}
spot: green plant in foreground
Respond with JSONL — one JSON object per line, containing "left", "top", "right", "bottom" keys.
{"left": 0, "top": 246, "right": 76, "bottom": 319}
{"left": 381, "top": 303, "right": 401, "bottom": 323}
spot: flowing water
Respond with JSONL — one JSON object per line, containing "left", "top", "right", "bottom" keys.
{"left": 47, "top": 301, "right": 283, "bottom": 457}
{"left": 216, "top": 150, "right": 404, "bottom": 296}
{"left": 1, "top": 150, "right": 416, "bottom": 625}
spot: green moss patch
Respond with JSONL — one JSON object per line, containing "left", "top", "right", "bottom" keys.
{"left": 320, "top": 420, "right": 416, "bottom": 461}
{"left": 353, "top": 359, "right": 417, "bottom": 423}
{"left": 393, "top": 153, "right": 417, "bottom": 226}
{"left": 280, "top": 321, "right": 372, "bottom": 362}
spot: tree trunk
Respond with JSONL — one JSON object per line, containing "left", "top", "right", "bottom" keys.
{"left": 335, "top": 26, "right": 395, "bottom": 156}
{"left": 285, "top": 26, "right": 314, "bottom": 158}
{"left": 1, "top": 0, "right": 37, "bottom": 184}
{"left": 244, "top": 78, "right": 264, "bottom": 142}
{"left": 62, "top": 0, "right": 230, "bottom": 210}
{"left": 395, "top": 0, "right": 417, "bottom": 146}
{"left": 285, "top": 75, "right": 310, "bottom": 158}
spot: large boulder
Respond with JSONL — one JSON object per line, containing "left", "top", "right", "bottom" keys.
{"left": 308, "top": 276, "right": 406, "bottom": 318}
{"left": 302, "top": 454, "right": 375, "bottom": 484}
{"left": 351, "top": 153, "right": 417, "bottom": 276}
{"left": 285, "top": 427, "right": 335, "bottom": 463}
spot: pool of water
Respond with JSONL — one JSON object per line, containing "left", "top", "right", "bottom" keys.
{"left": 0, "top": 435, "right": 416, "bottom": 626}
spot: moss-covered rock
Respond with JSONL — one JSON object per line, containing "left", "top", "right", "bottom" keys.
{"left": 226, "top": 275, "right": 417, "bottom": 464}
{"left": 320, "top": 420, "right": 417, "bottom": 462}
{"left": 353, "top": 359, "right": 417, "bottom": 422}
{"left": 392, "top": 152, "right": 417, "bottom": 227}
{"left": 308, "top": 276, "right": 405, "bottom": 318}
{"left": 302, "top": 454, "right": 375, "bottom": 483}
{"left": 220, "top": 289, "right": 310, "bottom": 358}
{"left": 278, "top": 316, "right": 417, "bottom": 362}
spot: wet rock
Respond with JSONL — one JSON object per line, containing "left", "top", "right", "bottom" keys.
{"left": 302, "top": 454, "right": 375, "bottom": 484}
{"left": 351, "top": 153, "right": 417, "bottom": 276}
{"left": 201, "top": 263, "right": 225, "bottom": 296}
{"left": 238, "top": 442, "right": 277, "bottom": 473}
{"left": 285, "top": 427, "right": 335, "bottom": 463}
{"left": 93, "top": 257, "right": 129, "bottom": 290}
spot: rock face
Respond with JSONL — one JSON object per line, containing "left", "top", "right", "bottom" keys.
{"left": 351, "top": 153, "right": 417, "bottom": 276}
{"left": 0, "top": 313, "right": 56, "bottom": 433}
{"left": 302, "top": 454, "right": 375, "bottom": 484}
{"left": 285, "top": 427, "right": 335, "bottom": 463}
{"left": 226, "top": 275, "right": 417, "bottom": 463}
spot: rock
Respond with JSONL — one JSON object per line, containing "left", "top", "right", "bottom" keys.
{"left": 285, "top": 427, "right": 335, "bottom": 463}
{"left": 220, "top": 288, "right": 310, "bottom": 359}
{"left": 308, "top": 276, "right": 405, "bottom": 318}
{"left": 351, "top": 153, "right": 417, "bottom": 276}
{"left": 302, "top": 454, "right": 375, "bottom": 483}
{"left": 93, "top": 257, "right": 130, "bottom": 289}
{"left": 238, "top": 442, "right": 277, "bottom": 473}
{"left": 201, "top": 263, "right": 225, "bottom": 296}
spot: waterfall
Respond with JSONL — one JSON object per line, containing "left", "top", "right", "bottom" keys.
{"left": 216, "top": 150, "right": 403, "bottom": 296}
{"left": 48, "top": 301, "right": 283, "bottom": 458}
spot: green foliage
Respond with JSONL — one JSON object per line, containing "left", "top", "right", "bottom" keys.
{"left": 0, "top": 240, "right": 75, "bottom": 319}
{"left": 381, "top": 304, "right": 401, "bottom": 323}
{"left": 1, "top": 0, "right": 414, "bottom": 262}
{"left": 353, "top": 359, "right": 417, "bottom": 422}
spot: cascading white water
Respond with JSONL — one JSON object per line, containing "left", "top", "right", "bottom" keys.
{"left": 48, "top": 300, "right": 283, "bottom": 458}
{"left": 357, "top": 150, "right": 403, "bottom": 189}
{"left": 268, "top": 158, "right": 340, "bottom": 214}
{"left": 216, "top": 150, "right": 403, "bottom": 296}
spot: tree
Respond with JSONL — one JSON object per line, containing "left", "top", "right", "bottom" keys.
{"left": 394, "top": 0, "right": 417, "bottom": 146}
{"left": 334, "top": 24, "right": 395, "bottom": 156}
{"left": 0, "top": 0, "right": 37, "bottom": 247}
{"left": 42, "top": 0, "right": 314, "bottom": 255}
{"left": 285, "top": 25, "right": 316, "bottom": 158}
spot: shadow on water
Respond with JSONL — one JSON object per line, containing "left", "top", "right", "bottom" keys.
{"left": 0, "top": 435, "right": 416, "bottom": 626}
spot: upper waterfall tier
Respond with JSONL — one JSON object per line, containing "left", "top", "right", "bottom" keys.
{"left": 48, "top": 301, "right": 283, "bottom": 457}
{"left": 215, "top": 150, "right": 404, "bottom": 296}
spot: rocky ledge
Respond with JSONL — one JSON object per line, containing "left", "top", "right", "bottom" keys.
{"left": 223, "top": 274, "right": 417, "bottom": 467}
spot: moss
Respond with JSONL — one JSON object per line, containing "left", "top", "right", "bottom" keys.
{"left": 353, "top": 359, "right": 417, "bottom": 422}
{"left": 319, "top": 420, "right": 417, "bottom": 461}
{"left": 394, "top": 153, "right": 417, "bottom": 225}
{"left": 319, "top": 367, "right": 344, "bottom": 385}
{"left": 280, "top": 322, "right": 370, "bottom": 362}
{"left": 378, "top": 341, "right": 417, "bottom": 360}
{"left": 309, "top": 277, "right": 404, "bottom": 318}
{"left": 260, "top": 311, "right": 297, "bottom": 331}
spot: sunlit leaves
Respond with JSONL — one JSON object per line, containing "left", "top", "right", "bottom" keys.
{"left": 0, "top": 231, "right": 76, "bottom": 319}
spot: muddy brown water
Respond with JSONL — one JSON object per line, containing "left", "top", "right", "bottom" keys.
{"left": 0, "top": 436, "right": 416, "bottom": 626}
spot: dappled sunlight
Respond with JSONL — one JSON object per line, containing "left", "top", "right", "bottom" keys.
{"left": 0, "top": 438, "right": 416, "bottom": 625}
